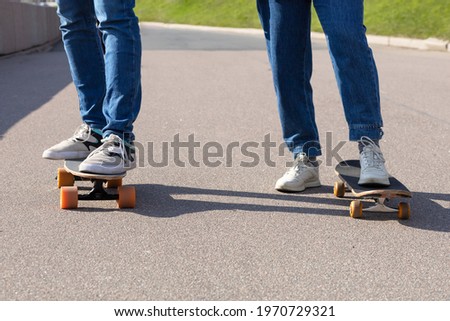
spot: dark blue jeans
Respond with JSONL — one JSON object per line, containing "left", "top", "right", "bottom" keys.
{"left": 56, "top": 0, "right": 142, "bottom": 141}
{"left": 257, "top": 0, "right": 383, "bottom": 157}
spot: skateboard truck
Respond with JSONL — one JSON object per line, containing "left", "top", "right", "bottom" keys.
{"left": 364, "top": 197, "right": 397, "bottom": 213}
{"left": 340, "top": 193, "right": 411, "bottom": 219}
{"left": 79, "top": 179, "right": 119, "bottom": 201}
{"left": 56, "top": 161, "right": 136, "bottom": 209}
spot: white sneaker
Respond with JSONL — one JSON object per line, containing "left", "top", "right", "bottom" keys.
{"left": 42, "top": 123, "right": 102, "bottom": 159}
{"left": 79, "top": 134, "right": 136, "bottom": 175}
{"left": 358, "top": 136, "right": 390, "bottom": 186}
{"left": 275, "top": 153, "right": 321, "bottom": 192}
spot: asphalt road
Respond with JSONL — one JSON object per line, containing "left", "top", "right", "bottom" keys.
{"left": 1, "top": 23, "right": 449, "bottom": 301}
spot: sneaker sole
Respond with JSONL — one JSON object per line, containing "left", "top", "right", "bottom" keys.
{"left": 358, "top": 177, "right": 390, "bottom": 186}
{"left": 275, "top": 180, "right": 322, "bottom": 192}
{"left": 42, "top": 150, "right": 91, "bottom": 160}
{"left": 79, "top": 162, "right": 136, "bottom": 175}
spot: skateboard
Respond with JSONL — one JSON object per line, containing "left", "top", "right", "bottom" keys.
{"left": 334, "top": 160, "right": 411, "bottom": 219}
{"left": 56, "top": 159, "right": 136, "bottom": 209}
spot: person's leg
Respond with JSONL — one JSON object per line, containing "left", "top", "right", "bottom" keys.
{"left": 257, "top": 0, "right": 321, "bottom": 192}
{"left": 77, "top": 0, "right": 141, "bottom": 174}
{"left": 56, "top": 0, "right": 107, "bottom": 131}
{"left": 257, "top": 0, "right": 321, "bottom": 158}
{"left": 43, "top": 0, "right": 105, "bottom": 159}
{"left": 313, "top": 0, "right": 383, "bottom": 141}
{"left": 93, "top": 0, "right": 142, "bottom": 143}
{"left": 314, "top": 0, "right": 389, "bottom": 185}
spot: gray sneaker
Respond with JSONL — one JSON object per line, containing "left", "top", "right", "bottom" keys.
{"left": 275, "top": 153, "right": 321, "bottom": 192}
{"left": 42, "top": 124, "right": 103, "bottom": 159}
{"left": 78, "top": 134, "right": 136, "bottom": 175}
{"left": 358, "top": 136, "right": 390, "bottom": 186}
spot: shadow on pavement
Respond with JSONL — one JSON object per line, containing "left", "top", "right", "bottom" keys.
{"left": 0, "top": 42, "right": 72, "bottom": 139}
{"left": 123, "top": 184, "right": 449, "bottom": 232}
{"left": 127, "top": 184, "right": 345, "bottom": 217}
{"left": 398, "top": 192, "right": 450, "bottom": 232}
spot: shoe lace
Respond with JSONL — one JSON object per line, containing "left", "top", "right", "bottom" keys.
{"left": 287, "top": 153, "right": 314, "bottom": 175}
{"left": 359, "top": 136, "right": 385, "bottom": 169}
{"left": 70, "top": 124, "right": 91, "bottom": 142}
{"left": 88, "top": 134, "right": 129, "bottom": 161}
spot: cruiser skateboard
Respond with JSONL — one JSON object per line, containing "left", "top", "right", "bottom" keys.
{"left": 56, "top": 159, "right": 136, "bottom": 209}
{"left": 334, "top": 160, "right": 411, "bottom": 219}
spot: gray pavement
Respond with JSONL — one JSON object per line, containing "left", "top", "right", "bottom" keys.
{"left": 1, "top": 24, "right": 449, "bottom": 301}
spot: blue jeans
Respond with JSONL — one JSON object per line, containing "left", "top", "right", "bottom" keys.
{"left": 257, "top": 0, "right": 383, "bottom": 157}
{"left": 56, "top": 0, "right": 141, "bottom": 141}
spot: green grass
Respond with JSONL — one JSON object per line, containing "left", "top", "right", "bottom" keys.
{"left": 363, "top": 0, "right": 450, "bottom": 40}
{"left": 136, "top": 0, "right": 450, "bottom": 40}
{"left": 135, "top": 0, "right": 259, "bottom": 28}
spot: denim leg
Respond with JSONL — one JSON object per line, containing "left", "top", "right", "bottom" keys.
{"left": 257, "top": 0, "right": 321, "bottom": 157}
{"left": 94, "top": 0, "right": 142, "bottom": 142}
{"left": 56, "top": 0, "right": 107, "bottom": 131}
{"left": 314, "top": 0, "right": 383, "bottom": 141}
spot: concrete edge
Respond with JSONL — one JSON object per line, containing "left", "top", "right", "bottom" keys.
{"left": 0, "top": 37, "right": 61, "bottom": 60}
{"left": 0, "top": 2, "right": 61, "bottom": 57}
{"left": 142, "top": 22, "right": 450, "bottom": 53}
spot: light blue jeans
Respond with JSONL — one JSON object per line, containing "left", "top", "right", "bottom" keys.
{"left": 257, "top": 0, "right": 383, "bottom": 157}
{"left": 56, "top": 0, "right": 141, "bottom": 142}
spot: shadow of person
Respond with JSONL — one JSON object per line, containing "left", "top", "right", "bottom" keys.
{"left": 71, "top": 181, "right": 448, "bottom": 232}
{"left": 130, "top": 184, "right": 346, "bottom": 218}
{"left": 122, "top": 184, "right": 449, "bottom": 232}
{"left": 0, "top": 43, "right": 72, "bottom": 139}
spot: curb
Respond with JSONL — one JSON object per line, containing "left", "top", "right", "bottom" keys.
{"left": 143, "top": 22, "right": 450, "bottom": 53}
{"left": 0, "top": 37, "right": 61, "bottom": 60}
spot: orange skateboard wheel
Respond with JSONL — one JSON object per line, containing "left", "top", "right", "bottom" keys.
{"left": 117, "top": 186, "right": 136, "bottom": 208}
{"left": 60, "top": 186, "right": 78, "bottom": 209}
{"left": 350, "top": 200, "right": 363, "bottom": 218}
{"left": 397, "top": 202, "right": 411, "bottom": 220}
{"left": 334, "top": 181, "right": 346, "bottom": 198}
{"left": 57, "top": 168, "right": 74, "bottom": 188}
{"left": 106, "top": 178, "right": 123, "bottom": 188}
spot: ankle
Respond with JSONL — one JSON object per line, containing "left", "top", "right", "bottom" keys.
{"left": 358, "top": 139, "right": 380, "bottom": 154}
{"left": 294, "top": 153, "right": 319, "bottom": 167}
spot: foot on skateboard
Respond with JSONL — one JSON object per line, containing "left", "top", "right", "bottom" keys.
{"left": 334, "top": 160, "right": 411, "bottom": 219}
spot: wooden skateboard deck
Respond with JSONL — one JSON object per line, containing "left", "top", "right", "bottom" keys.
{"left": 64, "top": 159, "right": 126, "bottom": 180}
{"left": 334, "top": 160, "right": 411, "bottom": 219}
{"left": 57, "top": 159, "right": 135, "bottom": 210}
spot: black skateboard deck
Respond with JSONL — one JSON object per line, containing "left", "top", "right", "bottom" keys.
{"left": 57, "top": 159, "right": 135, "bottom": 209}
{"left": 334, "top": 160, "right": 411, "bottom": 219}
